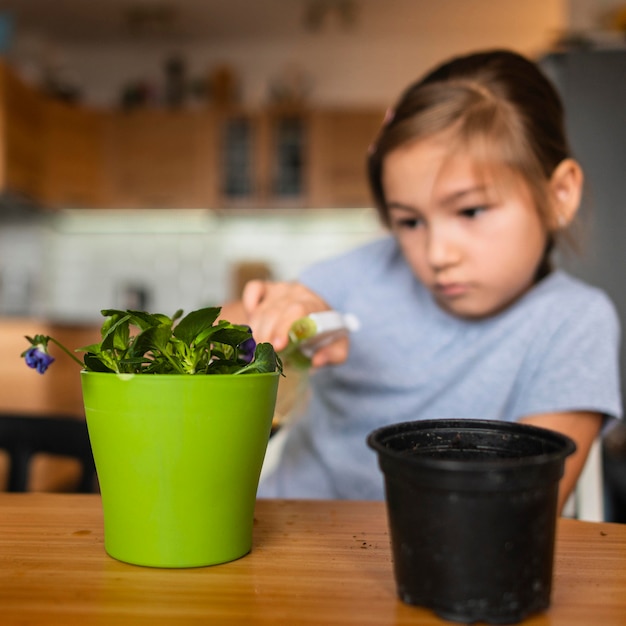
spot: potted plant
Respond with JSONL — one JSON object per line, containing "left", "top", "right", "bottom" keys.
{"left": 22, "top": 307, "right": 281, "bottom": 568}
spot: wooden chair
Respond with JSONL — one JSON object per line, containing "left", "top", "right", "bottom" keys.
{"left": 0, "top": 414, "right": 96, "bottom": 492}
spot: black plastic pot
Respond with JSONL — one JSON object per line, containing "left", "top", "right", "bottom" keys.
{"left": 367, "top": 419, "right": 576, "bottom": 625}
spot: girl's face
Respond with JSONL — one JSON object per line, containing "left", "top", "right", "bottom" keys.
{"left": 382, "top": 133, "right": 550, "bottom": 319}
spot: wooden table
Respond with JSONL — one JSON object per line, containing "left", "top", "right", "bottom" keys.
{"left": 0, "top": 494, "right": 625, "bottom": 625}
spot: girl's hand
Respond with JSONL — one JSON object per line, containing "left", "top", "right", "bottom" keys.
{"left": 242, "top": 280, "right": 349, "bottom": 366}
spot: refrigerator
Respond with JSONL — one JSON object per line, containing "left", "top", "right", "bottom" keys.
{"left": 541, "top": 48, "right": 626, "bottom": 521}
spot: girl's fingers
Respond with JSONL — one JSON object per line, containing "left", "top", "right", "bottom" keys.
{"left": 311, "top": 336, "right": 350, "bottom": 367}
{"left": 242, "top": 281, "right": 331, "bottom": 351}
{"left": 242, "top": 279, "right": 268, "bottom": 314}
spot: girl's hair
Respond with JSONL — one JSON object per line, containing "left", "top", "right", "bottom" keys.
{"left": 367, "top": 50, "right": 573, "bottom": 239}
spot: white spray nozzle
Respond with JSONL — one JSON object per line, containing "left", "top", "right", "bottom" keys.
{"left": 282, "top": 311, "right": 360, "bottom": 364}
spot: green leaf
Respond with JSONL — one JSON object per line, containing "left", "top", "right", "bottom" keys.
{"left": 101, "top": 314, "right": 131, "bottom": 351}
{"left": 83, "top": 353, "right": 115, "bottom": 373}
{"left": 210, "top": 326, "right": 252, "bottom": 349}
{"left": 130, "top": 324, "right": 173, "bottom": 357}
{"left": 173, "top": 307, "right": 222, "bottom": 344}
{"left": 208, "top": 346, "right": 229, "bottom": 361}
{"left": 195, "top": 320, "right": 231, "bottom": 346}
{"left": 76, "top": 342, "right": 101, "bottom": 354}
{"left": 128, "top": 311, "right": 169, "bottom": 331}
{"left": 206, "top": 361, "right": 243, "bottom": 375}
{"left": 101, "top": 309, "right": 163, "bottom": 332}
{"left": 234, "top": 343, "right": 280, "bottom": 375}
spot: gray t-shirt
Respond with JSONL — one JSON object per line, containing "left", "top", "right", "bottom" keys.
{"left": 258, "top": 236, "right": 622, "bottom": 500}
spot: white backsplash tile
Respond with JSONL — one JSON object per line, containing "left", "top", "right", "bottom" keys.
{"left": 0, "top": 208, "right": 383, "bottom": 321}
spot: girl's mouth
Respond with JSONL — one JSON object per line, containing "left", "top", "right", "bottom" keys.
{"left": 435, "top": 282, "right": 469, "bottom": 298}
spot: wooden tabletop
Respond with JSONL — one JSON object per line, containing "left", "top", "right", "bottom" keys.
{"left": 0, "top": 494, "right": 625, "bottom": 625}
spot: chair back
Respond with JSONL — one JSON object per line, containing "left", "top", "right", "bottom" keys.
{"left": 0, "top": 415, "right": 96, "bottom": 492}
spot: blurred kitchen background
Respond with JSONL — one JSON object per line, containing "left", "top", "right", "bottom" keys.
{"left": 1, "top": 0, "right": 626, "bottom": 508}
{"left": 0, "top": 0, "right": 624, "bottom": 322}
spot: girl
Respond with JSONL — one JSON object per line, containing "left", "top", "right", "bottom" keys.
{"left": 226, "top": 50, "right": 622, "bottom": 512}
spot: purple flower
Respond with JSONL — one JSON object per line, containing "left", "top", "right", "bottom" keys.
{"left": 238, "top": 328, "right": 256, "bottom": 364}
{"left": 24, "top": 346, "right": 55, "bottom": 374}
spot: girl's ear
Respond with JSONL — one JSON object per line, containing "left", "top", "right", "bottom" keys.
{"left": 549, "top": 158, "right": 583, "bottom": 229}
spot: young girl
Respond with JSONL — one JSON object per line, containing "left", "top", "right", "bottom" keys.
{"left": 225, "top": 49, "right": 622, "bottom": 512}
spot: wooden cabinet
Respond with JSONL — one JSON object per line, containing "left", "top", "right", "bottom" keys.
{"left": 103, "top": 110, "right": 217, "bottom": 208}
{"left": 216, "top": 105, "right": 383, "bottom": 209}
{"left": 0, "top": 62, "right": 384, "bottom": 209}
{"left": 40, "top": 100, "right": 107, "bottom": 208}
{"left": 308, "top": 108, "right": 383, "bottom": 207}
{"left": 216, "top": 107, "right": 309, "bottom": 208}
{"left": 97, "top": 106, "right": 383, "bottom": 209}
{"left": 0, "top": 62, "right": 106, "bottom": 209}
{"left": 0, "top": 62, "right": 44, "bottom": 200}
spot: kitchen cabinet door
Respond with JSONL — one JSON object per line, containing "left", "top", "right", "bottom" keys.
{"left": 104, "top": 110, "right": 218, "bottom": 208}
{"left": 308, "top": 108, "right": 383, "bottom": 208}
{"left": 217, "top": 107, "right": 308, "bottom": 208}
{"left": 0, "top": 62, "right": 44, "bottom": 200}
{"left": 40, "top": 99, "right": 107, "bottom": 208}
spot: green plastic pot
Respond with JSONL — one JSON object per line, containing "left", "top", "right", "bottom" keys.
{"left": 81, "top": 370, "right": 279, "bottom": 568}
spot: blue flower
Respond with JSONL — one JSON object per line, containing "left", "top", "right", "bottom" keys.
{"left": 238, "top": 328, "right": 256, "bottom": 364}
{"left": 24, "top": 346, "right": 55, "bottom": 374}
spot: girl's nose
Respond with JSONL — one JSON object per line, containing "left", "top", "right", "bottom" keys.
{"left": 426, "top": 227, "right": 461, "bottom": 270}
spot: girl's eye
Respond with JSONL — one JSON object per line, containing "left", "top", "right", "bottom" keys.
{"left": 392, "top": 217, "right": 423, "bottom": 229}
{"left": 460, "top": 206, "right": 486, "bottom": 219}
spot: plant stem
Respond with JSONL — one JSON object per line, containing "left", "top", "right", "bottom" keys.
{"left": 162, "top": 350, "right": 187, "bottom": 374}
{"left": 49, "top": 337, "right": 85, "bottom": 367}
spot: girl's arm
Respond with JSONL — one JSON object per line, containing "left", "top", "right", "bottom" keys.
{"left": 519, "top": 411, "right": 603, "bottom": 515}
